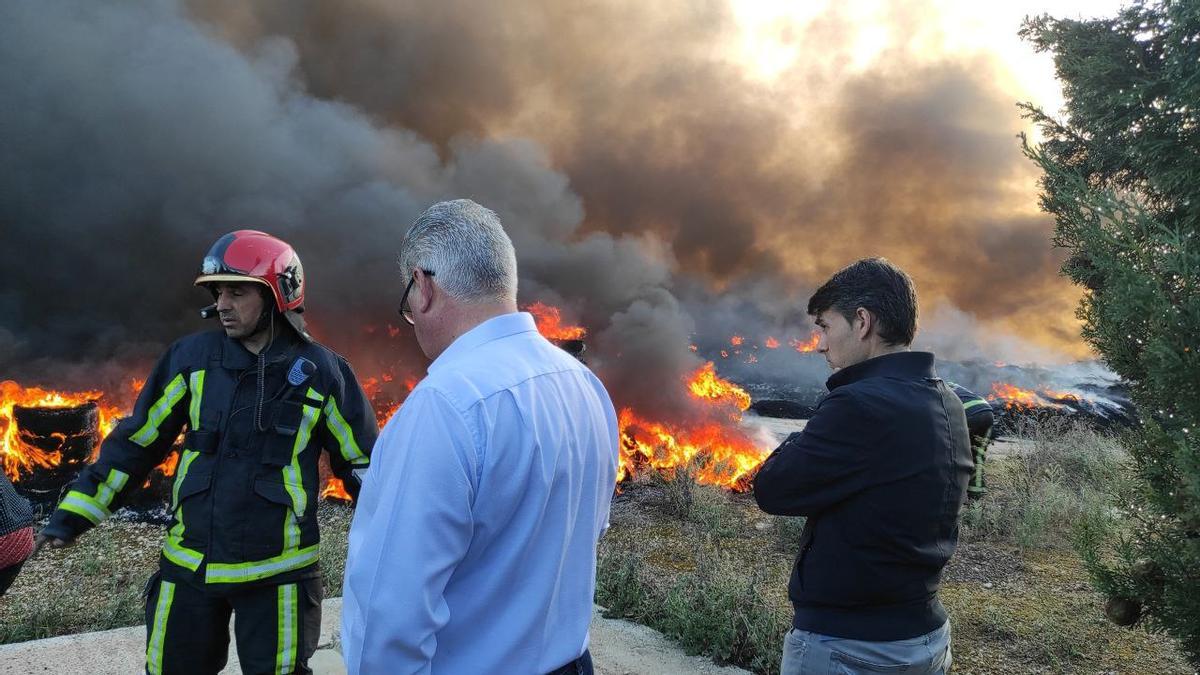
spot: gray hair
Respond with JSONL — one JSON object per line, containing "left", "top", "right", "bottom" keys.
{"left": 398, "top": 199, "right": 518, "bottom": 304}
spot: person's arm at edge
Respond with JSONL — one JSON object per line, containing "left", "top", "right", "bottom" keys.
{"left": 341, "top": 386, "right": 476, "bottom": 675}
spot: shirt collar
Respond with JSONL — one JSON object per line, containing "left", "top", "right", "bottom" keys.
{"left": 428, "top": 312, "right": 539, "bottom": 374}
{"left": 826, "top": 351, "right": 937, "bottom": 390}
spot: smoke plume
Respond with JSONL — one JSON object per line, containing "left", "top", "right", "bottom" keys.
{"left": 0, "top": 0, "right": 1089, "bottom": 418}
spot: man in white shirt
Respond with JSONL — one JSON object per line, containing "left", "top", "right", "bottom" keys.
{"left": 342, "top": 199, "right": 620, "bottom": 675}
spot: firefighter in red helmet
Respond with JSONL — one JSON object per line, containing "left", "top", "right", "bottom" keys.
{"left": 38, "top": 231, "right": 378, "bottom": 675}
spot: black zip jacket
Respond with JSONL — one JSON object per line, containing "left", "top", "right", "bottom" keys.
{"left": 43, "top": 329, "right": 377, "bottom": 587}
{"left": 753, "top": 351, "right": 973, "bottom": 640}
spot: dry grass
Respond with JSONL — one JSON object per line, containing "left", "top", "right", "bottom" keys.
{"left": 1, "top": 421, "right": 1192, "bottom": 674}
{"left": 0, "top": 502, "right": 354, "bottom": 645}
{"left": 596, "top": 424, "right": 1192, "bottom": 675}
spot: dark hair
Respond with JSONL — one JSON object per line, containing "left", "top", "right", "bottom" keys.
{"left": 806, "top": 257, "right": 918, "bottom": 346}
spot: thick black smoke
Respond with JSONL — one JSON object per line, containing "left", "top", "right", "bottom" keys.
{"left": 0, "top": 0, "right": 709, "bottom": 420}
{"left": 186, "top": 0, "right": 1087, "bottom": 357}
{"left": 1, "top": 0, "right": 1090, "bottom": 423}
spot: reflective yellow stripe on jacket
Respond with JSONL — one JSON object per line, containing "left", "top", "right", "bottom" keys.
{"left": 324, "top": 396, "right": 368, "bottom": 467}
{"left": 282, "top": 388, "right": 323, "bottom": 552}
{"left": 59, "top": 469, "right": 129, "bottom": 525}
{"left": 205, "top": 545, "right": 320, "bottom": 584}
{"left": 161, "top": 370, "right": 206, "bottom": 571}
{"left": 131, "top": 374, "right": 188, "bottom": 447}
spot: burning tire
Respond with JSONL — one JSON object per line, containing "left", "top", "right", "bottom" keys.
{"left": 9, "top": 402, "right": 98, "bottom": 502}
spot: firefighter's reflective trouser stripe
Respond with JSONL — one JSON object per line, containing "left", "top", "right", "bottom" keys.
{"left": 143, "top": 572, "right": 321, "bottom": 675}
{"left": 962, "top": 398, "right": 992, "bottom": 498}
{"left": 967, "top": 430, "right": 991, "bottom": 497}
{"left": 276, "top": 583, "right": 299, "bottom": 674}
{"left": 146, "top": 579, "right": 175, "bottom": 675}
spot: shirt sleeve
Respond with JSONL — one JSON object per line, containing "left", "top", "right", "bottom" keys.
{"left": 752, "top": 388, "right": 875, "bottom": 517}
{"left": 340, "top": 387, "right": 477, "bottom": 675}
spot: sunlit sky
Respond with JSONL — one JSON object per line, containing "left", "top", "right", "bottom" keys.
{"left": 731, "top": 0, "right": 1126, "bottom": 115}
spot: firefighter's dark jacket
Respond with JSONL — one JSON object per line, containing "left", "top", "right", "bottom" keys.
{"left": 753, "top": 352, "right": 974, "bottom": 641}
{"left": 949, "top": 382, "right": 995, "bottom": 440}
{"left": 43, "top": 329, "right": 377, "bottom": 587}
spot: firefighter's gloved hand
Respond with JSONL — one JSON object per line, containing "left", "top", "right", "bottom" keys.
{"left": 32, "top": 533, "right": 72, "bottom": 557}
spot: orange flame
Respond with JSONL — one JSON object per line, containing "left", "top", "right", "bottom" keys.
{"left": 988, "top": 383, "right": 1040, "bottom": 410}
{"left": 361, "top": 376, "right": 383, "bottom": 399}
{"left": 144, "top": 451, "right": 182, "bottom": 487}
{"left": 764, "top": 337, "right": 780, "bottom": 349}
{"left": 526, "top": 302, "right": 586, "bottom": 340}
{"left": 988, "top": 382, "right": 1088, "bottom": 411}
{"left": 687, "top": 362, "right": 751, "bottom": 414}
{"left": 321, "top": 477, "right": 352, "bottom": 501}
{"left": 617, "top": 363, "right": 766, "bottom": 490}
{"left": 730, "top": 335, "right": 744, "bottom": 347}
{"left": 1040, "top": 388, "right": 1081, "bottom": 403}
{"left": 790, "top": 332, "right": 821, "bottom": 353}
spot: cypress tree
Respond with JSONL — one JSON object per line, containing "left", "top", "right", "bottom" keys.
{"left": 1020, "top": 0, "right": 1200, "bottom": 663}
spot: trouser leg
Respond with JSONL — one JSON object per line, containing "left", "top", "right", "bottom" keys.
{"left": 781, "top": 622, "right": 951, "bottom": 675}
{"left": 545, "top": 649, "right": 593, "bottom": 675}
{"left": 967, "top": 437, "right": 989, "bottom": 499}
{"left": 231, "top": 577, "right": 323, "bottom": 675}
{"left": 144, "top": 570, "right": 232, "bottom": 675}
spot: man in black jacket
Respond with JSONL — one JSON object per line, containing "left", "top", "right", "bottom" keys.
{"left": 754, "top": 258, "right": 972, "bottom": 674}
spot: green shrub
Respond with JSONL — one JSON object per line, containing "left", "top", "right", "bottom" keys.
{"left": 596, "top": 543, "right": 789, "bottom": 674}
{"left": 650, "top": 464, "right": 740, "bottom": 538}
{"left": 1022, "top": 1, "right": 1200, "bottom": 661}
{"left": 961, "top": 419, "right": 1126, "bottom": 551}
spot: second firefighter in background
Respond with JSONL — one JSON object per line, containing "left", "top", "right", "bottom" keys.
{"left": 38, "top": 231, "right": 378, "bottom": 675}
{"left": 948, "top": 383, "right": 995, "bottom": 499}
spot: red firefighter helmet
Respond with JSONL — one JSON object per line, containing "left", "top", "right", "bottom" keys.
{"left": 195, "top": 230, "right": 305, "bottom": 312}
{"left": 195, "top": 230, "right": 311, "bottom": 340}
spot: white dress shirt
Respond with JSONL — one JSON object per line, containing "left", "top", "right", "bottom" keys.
{"left": 342, "top": 312, "right": 619, "bottom": 674}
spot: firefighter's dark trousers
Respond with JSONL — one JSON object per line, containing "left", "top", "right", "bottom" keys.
{"left": 143, "top": 569, "right": 322, "bottom": 675}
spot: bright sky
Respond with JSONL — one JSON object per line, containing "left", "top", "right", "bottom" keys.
{"left": 730, "top": 0, "right": 1127, "bottom": 115}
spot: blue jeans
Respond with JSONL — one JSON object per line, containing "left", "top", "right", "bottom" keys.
{"left": 780, "top": 621, "right": 951, "bottom": 674}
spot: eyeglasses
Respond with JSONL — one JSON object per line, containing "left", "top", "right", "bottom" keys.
{"left": 398, "top": 270, "right": 435, "bottom": 325}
